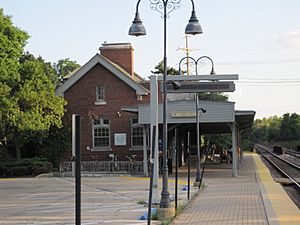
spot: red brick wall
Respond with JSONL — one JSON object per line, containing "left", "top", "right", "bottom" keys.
{"left": 100, "top": 47, "right": 134, "bottom": 77}
{"left": 64, "top": 64, "right": 148, "bottom": 161}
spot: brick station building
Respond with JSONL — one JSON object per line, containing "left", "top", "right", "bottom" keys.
{"left": 56, "top": 42, "right": 255, "bottom": 174}
{"left": 56, "top": 43, "right": 155, "bottom": 163}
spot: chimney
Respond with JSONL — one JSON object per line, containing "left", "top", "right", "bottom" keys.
{"left": 99, "top": 43, "right": 134, "bottom": 77}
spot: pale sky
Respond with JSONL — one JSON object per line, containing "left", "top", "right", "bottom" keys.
{"left": 1, "top": 0, "right": 300, "bottom": 119}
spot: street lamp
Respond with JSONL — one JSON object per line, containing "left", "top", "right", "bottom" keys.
{"left": 178, "top": 55, "right": 215, "bottom": 186}
{"left": 129, "top": 0, "right": 202, "bottom": 211}
{"left": 194, "top": 56, "right": 215, "bottom": 186}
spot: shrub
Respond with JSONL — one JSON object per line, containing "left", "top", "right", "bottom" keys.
{"left": 0, "top": 157, "right": 53, "bottom": 177}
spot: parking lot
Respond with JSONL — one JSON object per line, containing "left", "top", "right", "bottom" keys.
{"left": 0, "top": 175, "right": 194, "bottom": 225}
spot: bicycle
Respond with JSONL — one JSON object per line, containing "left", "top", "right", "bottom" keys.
{"left": 109, "top": 154, "right": 119, "bottom": 172}
{"left": 126, "top": 154, "right": 137, "bottom": 173}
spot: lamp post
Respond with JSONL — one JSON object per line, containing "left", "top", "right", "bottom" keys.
{"left": 178, "top": 55, "right": 215, "bottom": 186}
{"left": 129, "top": 0, "right": 202, "bottom": 211}
{"left": 195, "top": 98, "right": 206, "bottom": 187}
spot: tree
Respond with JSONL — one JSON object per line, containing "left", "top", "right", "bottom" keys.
{"left": 53, "top": 58, "right": 80, "bottom": 81}
{"left": 11, "top": 56, "right": 66, "bottom": 158}
{"left": 151, "top": 60, "right": 179, "bottom": 75}
{"left": 266, "top": 116, "right": 281, "bottom": 141}
{"left": 0, "top": 9, "right": 29, "bottom": 86}
{"left": 151, "top": 61, "right": 228, "bottom": 101}
{"left": 280, "top": 113, "right": 300, "bottom": 141}
{"left": 248, "top": 113, "right": 300, "bottom": 149}
{"left": 198, "top": 92, "right": 228, "bottom": 101}
{"left": 0, "top": 9, "right": 29, "bottom": 148}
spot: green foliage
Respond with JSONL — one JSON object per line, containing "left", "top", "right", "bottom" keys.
{"left": 249, "top": 113, "right": 300, "bottom": 149}
{"left": 20, "top": 52, "right": 59, "bottom": 85}
{"left": 208, "top": 134, "right": 231, "bottom": 150}
{"left": 7, "top": 55, "right": 66, "bottom": 158}
{"left": 0, "top": 157, "right": 53, "bottom": 177}
{"left": 151, "top": 60, "right": 179, "bottom": 75}
{"left": 0, "top": 10, "right": 67, "bottom": 159}
{"left": 39, "top": 123, "right": 71, "bottom": 168}
{"left": 151, "top": 61, "right": 228, "bottom": 102}
{"left": 0, "top": 9, "right": 29, "bottom": 87}
{"left": 53, "top": 58, "right": 80, "bottom": 80}
{"left": 161, "top": 219, "right": 172, "bottom": 225}
{"left": 198, "top": 92, "right": 228, "bottom": 102}
{"left": 0, "top": 9, "right": 29, "bottom": 147}
{"left": 280, "top": 113, "right": 300, "bottom": 141}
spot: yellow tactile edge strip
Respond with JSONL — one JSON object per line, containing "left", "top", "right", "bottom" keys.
{"left": 253, "top": 153, "right": 300, "bottom": 225}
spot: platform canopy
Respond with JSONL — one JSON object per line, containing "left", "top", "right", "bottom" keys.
{"left": 122, "top": 100, "right": 255, "bottom": 134}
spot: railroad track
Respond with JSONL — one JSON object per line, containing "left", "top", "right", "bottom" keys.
{"left": 255, "top": 144, "right": 300, "bottom": 190}
{"left": 285, "top": 149, "right": 300, "bottom": 159}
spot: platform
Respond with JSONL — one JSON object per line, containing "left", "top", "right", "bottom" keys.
{"left": 171, "top": 152, "right": 300, "bottom": 225}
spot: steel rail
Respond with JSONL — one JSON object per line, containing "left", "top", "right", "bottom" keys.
{"left": 256, "top": 144, "right": 300, "bottom": 169}
{"left": 255, "top": 144, "right": 300, "bottom": 190}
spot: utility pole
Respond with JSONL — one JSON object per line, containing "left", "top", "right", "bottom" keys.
{"left": 177, "top": 35, "right": 198, "bottom": 75}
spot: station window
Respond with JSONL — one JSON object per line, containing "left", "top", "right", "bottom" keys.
{"left": 93, "top": 118, "right": 110, "bottom": 148}
{"left": 131, "top": 118, "right": 148, "bottom": 148}
{"left": 96, "top": 85, "right": 105, "bottom": 102}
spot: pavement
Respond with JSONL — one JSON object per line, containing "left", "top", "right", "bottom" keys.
{"left": 0, "top": 170, "right": 197, "bottom": 224}
{"left": 171, "top": 153, "right": 300, "bottom": 225}
{"left": 1, "top": 153, "right": 300, "bottom": 225}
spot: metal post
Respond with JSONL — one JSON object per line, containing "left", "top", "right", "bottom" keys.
{"left": 143, "top": 125, "right": 148, "bottom": 176}
{"left": 187, "top": 131, "right": 191, "bottom": 200}
{"left": 72, "top": 115, "right": 76, "bottom": 177}
{"left": 199, "top": 136, "right": 210, "bottom": 189}
{"left": 160, "top": 0, "right": 171, "bottom": 208}
{"left": 231, "top": 122, "right": 237, "bottom": 177}
{"left": 147, "top": 126, "right": 156, "bottom": 225}
{"left": 195, "top": 94, "right": 201, "bottom": 184}
{"left": 74, "top": 114, "right": 81, "bottom": 225}
{"left": 150, "top": 75, "right": 159, "bottom": 203}
{"left": 174, "top": 128, "right": 178, "bottom": 211}
{"left": 129, "top": 0, "right": 202, "bottom": 216}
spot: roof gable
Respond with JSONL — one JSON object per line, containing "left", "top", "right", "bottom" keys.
{"left": 56, "top": 54, "right": 149, "bottom": 96}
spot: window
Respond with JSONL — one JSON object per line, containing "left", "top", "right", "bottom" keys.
{"left": 131, "top": 118, "right": 148, "bottom": 148}
{"left": 96, "top": 85, "right": 105, "bottom": 102}
{"left": 93, "top": 118, "right": 110, "bottom": 148}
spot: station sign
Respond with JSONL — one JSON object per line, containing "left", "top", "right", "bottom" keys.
{"left": 166, "top": 81, "right": 235, "bottom": 93}
{"left": 171, "top": 112, "right": 196, "bottom": 118}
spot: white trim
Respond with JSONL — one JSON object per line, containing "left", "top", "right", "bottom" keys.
{"left": 91, "top": 147, "right": 112, "bottom": 152}
{"left": 56, "top": 54, "right": 149, "bottom": 96}
{"left": 129, "top": 147, "right": 150, "bottom": 151}
{"left": 94, "top": 101, "right": 107, "bottom": 105}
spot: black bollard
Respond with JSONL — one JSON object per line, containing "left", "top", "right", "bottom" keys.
{"left": 73, "top": 114, "right": 81, "bottom": 225}
{"left": 187, "top": 131, "right": 191, "bottom": 200}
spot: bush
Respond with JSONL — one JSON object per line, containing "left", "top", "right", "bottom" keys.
{"left": 0, "top": 157, "right": 53, "bottom": 177}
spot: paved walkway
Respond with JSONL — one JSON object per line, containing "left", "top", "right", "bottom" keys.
{"left": 171, "top": 153, "right": 300, "bottom": 225}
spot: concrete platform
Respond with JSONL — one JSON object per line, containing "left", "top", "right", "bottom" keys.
{"left": 171, "top": 153, "right": 300, "bottom": 225}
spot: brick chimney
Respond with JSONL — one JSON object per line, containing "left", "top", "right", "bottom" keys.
{"left": 99, "top": 43, "right": 134, "bottom": 77}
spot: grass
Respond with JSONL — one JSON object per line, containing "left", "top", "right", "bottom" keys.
{"left": 161, "top": 219, "right": 172, "bottom": 225}
{"left": 137, "top": 199, "right": 145, "bottom": 205}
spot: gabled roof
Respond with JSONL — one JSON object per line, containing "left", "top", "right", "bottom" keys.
{"left": 55, "top": 54, "right": 149, "bottom": 96}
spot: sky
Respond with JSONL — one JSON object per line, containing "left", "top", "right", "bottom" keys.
{"left": 1, "top": 0, "right": 300, "bottom": 119}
